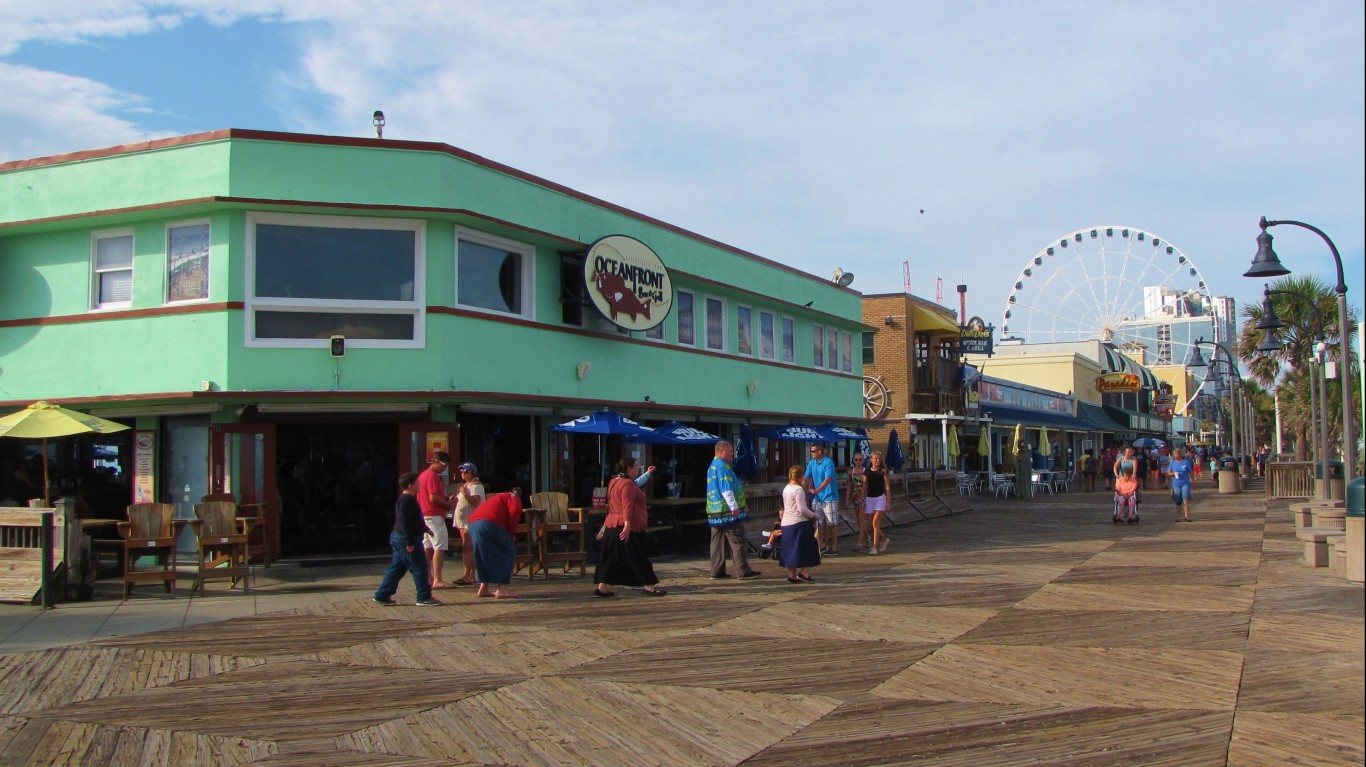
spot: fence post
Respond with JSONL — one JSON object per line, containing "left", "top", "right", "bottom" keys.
{"left": 40, "top": 511, "right": 55, "bottom": 609}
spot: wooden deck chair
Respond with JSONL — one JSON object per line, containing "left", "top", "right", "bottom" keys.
{"left": 529, "top": 491, "right": 586, "bottom": 577}
{"left": 189, "top": 501, "right": 252, "bottom": 595}
{"left": 118, "top": 503, "right": 180, "bottom": 601}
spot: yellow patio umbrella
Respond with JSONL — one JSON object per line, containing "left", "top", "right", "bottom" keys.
{"left": 947, "top": 425, "right": 960, "bottom": 459}
{"left": 1011, "top": 423, "right": 1024, "bottom": 455}
{"left": 0, "top": 401, "right": 130, "bottom": 505}
{"left": 1038, "top": 425, "right": 1050, "bottom": 453}
{"left": 978, "top": 424, "right": 991, "bottom": 457}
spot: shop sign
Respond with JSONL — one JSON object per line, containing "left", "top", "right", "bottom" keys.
{"left": 1096, "top": 372, "right": 1141, "bottom": 393}
{"left": 978, "top": 380, "right": 1071, "bottom": 413}
{"left": 583, "top": 234, "right": 672, "bottom": 332}
{"left": 1152, "top": 392, "right": 1175, "bottom": 421}
{"left": 134, "top": 431, "right": 156, "bottom": 504}
{"left": 960, "top": 316, "right": 994, "bottom": 355}
{"left": 965, "top": 388, "right": 980, "bottom": 414}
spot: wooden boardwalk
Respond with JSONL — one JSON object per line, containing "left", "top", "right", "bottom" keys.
{"left": 0, "top": 483, "right": 1361, "bottom": 766}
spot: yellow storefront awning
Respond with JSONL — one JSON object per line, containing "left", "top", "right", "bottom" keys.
{"left": 911, "top": 304, "right": 960, "bottom": 334}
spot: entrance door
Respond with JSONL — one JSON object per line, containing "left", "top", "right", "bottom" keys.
{"left": 210, "top": 423, "right": 278, "bottom": 563}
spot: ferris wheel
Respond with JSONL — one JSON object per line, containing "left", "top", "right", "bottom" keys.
{"left": 1001, "top": 226, "right": 1217, "bottom": 365}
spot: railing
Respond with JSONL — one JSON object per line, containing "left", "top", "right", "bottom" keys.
{"left": 1266, "top": 462, "right": 1314, "bottom": 500}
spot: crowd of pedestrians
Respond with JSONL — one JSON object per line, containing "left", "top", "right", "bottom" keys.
{"left": 376, "top": 437, "right": 1217, "bottom": 605}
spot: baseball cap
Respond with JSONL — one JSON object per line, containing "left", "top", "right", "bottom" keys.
{"left": 457, "top": 462, "right": 477, "bottom": 474}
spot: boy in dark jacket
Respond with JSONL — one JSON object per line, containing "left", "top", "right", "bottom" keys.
{"left": 374, "top": 472, "right": 442, "bottom": 606}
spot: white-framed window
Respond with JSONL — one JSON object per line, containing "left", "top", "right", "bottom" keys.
{"left": 781, "top": 316, "right": 795, "bottom": 363}
{"left": 813, "top": 324, "right": 825, "bottom": 368}
{"left": 246, "top": 212, "right": 424, "bottom": 348}
{"left": 677, "top": 290, "right": 696, "bottom": 346}
{"left": 759, "top": 311, "right": 775, "bottom": 360}
{"left": 166, "top": 220, "right": 210, "bottom": 303}
{"left": 645, "top": 322, "right": 666, "bottom": 341}
{"left": 827, "top": 328, "right": 839, "bottom": 371}
{"left": 456, "top": 228, "right": 533, "bottom": 318}
{"left": 705, "top": 296, "right": 726, "bottom": 351}
{"left": 91, "top": 228, "right": 134, "bottom": 310}
{"left": 861, "top": 331, "right": 875, "bottom": 364}
{"left": 840, "top": 331, "right": 853, "bottom": 373}
{"left": 736, "top": 305, "right": 753, "bottom": 356}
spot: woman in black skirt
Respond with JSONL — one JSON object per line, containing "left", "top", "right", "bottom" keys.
{"left": 780, "top": 465, "right": 822, "bottom": 583}
{"left": 592, "top": 456, "right": 667, "bottom": 597}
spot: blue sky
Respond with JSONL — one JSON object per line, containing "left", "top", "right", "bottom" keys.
{"left": 1, "top": 1, "right": 1362, "bottom": 338}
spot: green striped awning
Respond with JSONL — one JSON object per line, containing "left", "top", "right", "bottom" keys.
{"left": 1102, "top": 346, "right": 1160, "bottom": 390}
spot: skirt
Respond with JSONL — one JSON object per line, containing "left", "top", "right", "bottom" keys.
{"left": 468, "top": 519, "right": 516, "bottom": 584}
{"left": 779, "top": 520, "right": 821, "bottom": 569}
{"left": 593, "top": 526, "right": 659, "bottom": 587}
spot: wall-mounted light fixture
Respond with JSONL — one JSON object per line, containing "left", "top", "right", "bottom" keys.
{"left": 372, "top": 110, "right": 385, "bottom": 139}
{"left": 883, "top": 316, "right": 896, "bottom": 327}
{"left": 747, "top": 380, "right": 759, "bottom": 396}
{"left": 832, "top": 267, "right": 855, "bottom": 287}
{"left": 576, "top": 361, "right": 592, "bottom": 380}
{"left": 329, "top": 335, "right": 346, "bottom": 358}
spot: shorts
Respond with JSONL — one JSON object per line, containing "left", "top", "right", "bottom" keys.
{"left": 813, "top": 500, "right": 840, "bottom": 525}
{"left": 863, "top": 494, "right": 888, "bottom": 514}
{"left": 422, "top": 515, "right": 449, "bottom": 551}
{"left": 1172, "top": 483, "right": 1191, "bottom": 504}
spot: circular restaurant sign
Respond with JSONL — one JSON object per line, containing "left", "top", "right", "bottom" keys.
{"left": 583, "top": 235, "right": 672, "bottom": 332}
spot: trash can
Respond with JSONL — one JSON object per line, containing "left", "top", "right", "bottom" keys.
{"left": 1218, "top": 457, "right": 1240, "bottom": 494}
{"left": 1316, "top": 461, "right": 1346, "bottom": 500}
{"left": 1346, "top": 477, "right": 1364, "bottom": 584}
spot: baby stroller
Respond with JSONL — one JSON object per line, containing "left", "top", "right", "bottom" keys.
{"left": 1113, "top": 489, "right": 1140, "bottom": 524}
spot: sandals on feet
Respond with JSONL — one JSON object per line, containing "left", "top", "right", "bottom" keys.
{"left": 592, "top": 589, "right": 616, "bottom": 598}
{"left": 642, "top": 588, "right": 667, "bottom": 596}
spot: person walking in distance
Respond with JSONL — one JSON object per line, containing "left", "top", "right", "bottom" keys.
{"left": 373, "top": 472, "right": 442, "bottom": 606}
{"left": 864, "top": 451, "right": 891, "bottom": 554}
{"left": 1167, "top": 447, "right": 1196, "bottom": 522}
{"left": 704, "top": 441, "right": 761, "bottom": 580}
{"left": 805, "top": 443, "right": 841, "bottom": 556}
{"left": 417, "top": 451, "right": 457, "bottom": 590}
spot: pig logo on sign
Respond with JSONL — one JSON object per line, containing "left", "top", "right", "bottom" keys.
{"left": 592, "top": 269, "right": 653, "bottom": 323}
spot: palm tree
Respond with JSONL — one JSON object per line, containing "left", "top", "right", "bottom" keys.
{"left": 1239, "top": 275, "right": 1359, "bottom": 461}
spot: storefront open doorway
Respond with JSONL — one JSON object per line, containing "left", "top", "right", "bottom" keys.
{"left": 275, "top": 421, "right": 398, "bottom": 556}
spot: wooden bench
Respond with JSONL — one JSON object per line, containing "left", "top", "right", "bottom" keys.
{"left": 0, "top": 505, "right": 81, "bottom": 604}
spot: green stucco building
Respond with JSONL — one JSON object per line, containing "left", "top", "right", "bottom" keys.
{"left": 0, "top": 130, "right": 866, "bottom": 556}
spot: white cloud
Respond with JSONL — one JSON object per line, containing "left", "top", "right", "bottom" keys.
{"left": 0, "top": 62, "right": 168, "bottom": 161}
{"left": 1, "top": 0, "right": 1361, "bottom": 320}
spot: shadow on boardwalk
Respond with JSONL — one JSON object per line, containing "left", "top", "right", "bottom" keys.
{"left": 0, "top": 482, "right": 1361, "bottom": 766}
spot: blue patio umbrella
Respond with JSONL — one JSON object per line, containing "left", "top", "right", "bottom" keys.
{"left": 817, "top": 423, "right": 864, "bottom": 441}
{"left": 734, "top": 423, "right": 760, "bottom": 480}
{"left": 635, "top": 421, "right": 720, "bottom": 445}
{"left": 550, "top": 410, "right": 659, "bottom": 483}
{"left": 886, "top": 428, "right": 906, "bottom": 471}
{"left": 757, "top": 422, "right": 829, "bottom": 442}
{"left": 855, "top": 427, "right": 872, "bottom": 459}
{"left": 1132, "top": 437, "right": 1165, "bottom": 449}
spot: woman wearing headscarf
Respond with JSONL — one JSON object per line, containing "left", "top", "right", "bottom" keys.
{"left": 592, "top": 456, "right": 667, "bottom": 597}
{"left": 467, "top": 488, "right": 524, "bottom": 599}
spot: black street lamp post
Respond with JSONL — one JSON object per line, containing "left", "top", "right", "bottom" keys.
{"left": 1248, "top": 217, "right": 1356, "bottom": 483}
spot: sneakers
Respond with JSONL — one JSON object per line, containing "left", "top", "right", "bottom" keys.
{"left": 415, "top": 597, "right": 444, "bottom": 606}
{"left": 877, "top": 538, "right": 889, "bottom": 553}
{"left": 868, "top": 548, "right": 878, "bottom": 556}
{"left": 819, "top": 548, "right": 832, "bottom": 556}
{"left": 709, "top": 573, "right": 729, "bottom": 580}
{"left": 739, "top": 571, "right": 762, "bottom": 580}
{"left": 372, "top": 596, "right": 397, "bottom": 606}
{"left": 825, "top": 549, "right": 839, "bottom": 557}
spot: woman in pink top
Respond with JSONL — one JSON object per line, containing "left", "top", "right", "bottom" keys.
{"left": 592, "top": 457, "right": 666, "bottom": 597}
{"left": 780, "top": 465, "right": 822, "bottom": 583}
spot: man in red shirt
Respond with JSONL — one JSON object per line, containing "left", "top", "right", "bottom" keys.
{"left": 418, "top": 451, "right": 456, "bottom": 589}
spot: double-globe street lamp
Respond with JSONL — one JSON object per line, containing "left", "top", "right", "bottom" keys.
{"left": 1258, "top": 285, "right": 1334, "bottom": 496}
{"left": 1248, "top": 217, "right": 1356, "bottom": 483}
{"left": 1185, "top": 339, "right": 1249, "bottom": 473}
